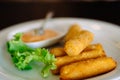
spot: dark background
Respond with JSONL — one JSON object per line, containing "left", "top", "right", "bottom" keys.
{"left": 0, "top": 1, "right": 120, "bottom": 30}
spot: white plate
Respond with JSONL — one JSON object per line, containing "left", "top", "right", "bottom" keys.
{"left": 0, "top": 18, "right": 120, "bottom": 80}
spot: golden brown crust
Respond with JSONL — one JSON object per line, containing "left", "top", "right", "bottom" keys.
{"left": 50, "top": 24, "right": 117, "bottom": 80}
{"left": 60, "top": 57, "right": 116, "bottom": 80}
{"left": 64, "top": 30, "right": 94, "bottom": 56}
{"left": 52, "top": 44, "right": 106, "bottom": 75}
{"left": 50, "top": 47, "right": 66, "bottom": 57}
{"left": 64, "top": 24, "right": 82, "bottom": 41}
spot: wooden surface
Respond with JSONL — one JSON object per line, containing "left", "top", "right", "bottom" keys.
{"left": 0, "top": 1, "right": 120, "bottom": 30}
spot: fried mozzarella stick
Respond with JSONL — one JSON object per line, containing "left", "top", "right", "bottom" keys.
{"left": 50, "top": 47, "right": 66, "bottom": 57}
{"left": 64, "top": 30, "right": 94, "bottom": 56}
{"left": 64, "top": 24, "right": 82, "bottom": 41}
{"left": 60, "top": 57, "right": 116, "bottom": 80}
{"left": 52, "top": 44, "right": 106, "bottom": 74}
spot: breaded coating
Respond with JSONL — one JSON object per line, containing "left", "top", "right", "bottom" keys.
{"left": 52, "top": 44, "right": 106, "bottom": 74}
{"left": 83, "top": 43, "right": 104, "bottom": 52}
{"left": 64, "top": 24, "right": 82, "bottom": 41}
{"left": 64, "top": 30, "right": 94, "bottom": 56}
{"left": 50, "top": 47, "right": 66, "bottom": 57}
{"left": 60, "top": 57, "right": 116, "bottom": 80}
{"left": 64, "top": 39, "right": 82, "bottom": 56}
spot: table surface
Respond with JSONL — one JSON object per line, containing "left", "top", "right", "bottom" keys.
{"left": 0, "top": 1, "right": 120, "bottom": 30}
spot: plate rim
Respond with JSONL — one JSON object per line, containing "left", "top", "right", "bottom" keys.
{"left": 0, "top": 17, "right": 120, "bottom": 33}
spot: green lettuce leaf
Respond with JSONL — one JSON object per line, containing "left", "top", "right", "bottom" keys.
{"left": 7, "top": 32, "right": 56, "bottom": 77}
{"left": 7, "top": 33, "right": 33, "bottom": 53}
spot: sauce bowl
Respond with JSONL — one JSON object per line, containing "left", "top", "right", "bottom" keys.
{"left": 7, "top": 19, "right": 68, "bottom": 48}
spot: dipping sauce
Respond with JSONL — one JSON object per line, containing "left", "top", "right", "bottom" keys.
{"left": 22, "top": 29, "right": 58, "bottom": 42}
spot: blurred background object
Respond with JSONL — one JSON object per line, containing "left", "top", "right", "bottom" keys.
{"left": 0, "top": 0, "right": 120, "bottom": 30}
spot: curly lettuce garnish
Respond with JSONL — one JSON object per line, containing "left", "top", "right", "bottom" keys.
{"left": 7, "top": 33, "right": 56, "bottom": 77}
